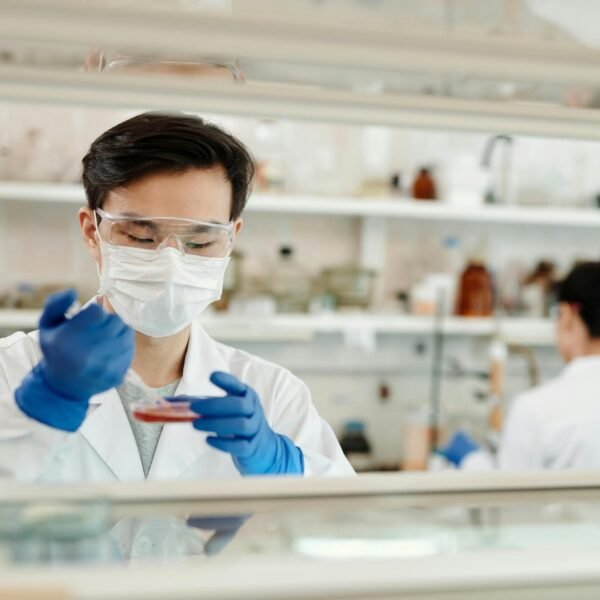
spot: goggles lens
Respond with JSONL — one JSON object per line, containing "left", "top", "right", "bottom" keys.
{"left": 96, "top": 209, "right": 233, "bottom": 258}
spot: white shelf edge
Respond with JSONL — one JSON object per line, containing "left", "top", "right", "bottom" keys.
{"left": 249, "top": 194, "right": 600, "bottom": 228}
{"left": 0, "top": 309, "right": 554, "bottom": 345}
{"left": 1, "top": 182, "right": 599, "bottom": 229}
{"left": 0, "top": 181, "right": 83, "bottom": 203}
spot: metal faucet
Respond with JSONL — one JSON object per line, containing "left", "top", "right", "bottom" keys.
{"left": 481, "top": 134, "right": 514, "bottom": 204}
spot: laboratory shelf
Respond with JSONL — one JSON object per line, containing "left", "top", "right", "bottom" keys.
{"left": 1, "top": 181, "right": 600, "bottom": 229}
{"left": 0, "top": 309, "right": 554, "bottom": 345}
{"left": 250, "top": 194, "right": 600, "bottom": 228}
{"left": 4, "top": 2, "right": 600, "bottom": 139}
{"left": 0, "top": 309, "right": 41, "bottom": 331}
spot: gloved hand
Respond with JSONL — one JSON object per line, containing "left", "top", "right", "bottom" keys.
{"left": 437, "top": 430, "right": 479, "bottom": 467}
{"left": 15, "top": 288, "right": 135, "bottom": 432}
{"left": 168, "top": 372, "right": 304, "bottom": 476}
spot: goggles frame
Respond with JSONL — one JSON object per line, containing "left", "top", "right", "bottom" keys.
{"left": 94, "top": 208, "right": 235, "bottom": 259}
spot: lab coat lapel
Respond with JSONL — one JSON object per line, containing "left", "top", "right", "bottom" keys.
{"left": 80, "top": 389, "right": 145, "bottom": 481}
{"left": 148, "top": 321, "right": 230, "bottom": 480}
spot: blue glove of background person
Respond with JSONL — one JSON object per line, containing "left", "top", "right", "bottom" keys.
{"left": 15, "top": 289, "right": 135, "bottom": 432}
{"left": 167, "top": 372, "right": 304, "bottom": 476}
{"left": 437, "top": 430, "right": 479, "bottom": 467}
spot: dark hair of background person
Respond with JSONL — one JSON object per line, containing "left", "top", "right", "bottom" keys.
{"left": 557, "top": 261, "right": 600, "bottom": 338}
{"left": 82, "top": 111, "right": 255, "bottom": 220}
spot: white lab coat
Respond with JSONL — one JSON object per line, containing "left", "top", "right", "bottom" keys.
{"left": 463, "top": 356, "right": 600, "bottom": 471}
{"left": 0, "top": 318, "right": 354, "bottom": 482}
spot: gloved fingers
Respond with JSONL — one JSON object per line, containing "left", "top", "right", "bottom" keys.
{"left": 69, "top": 302, "right": 108, "bottom": 329}
{"left": 115, "top": 324, "right": 136, "bottom": 346}
{"left": 206, "top": 435, "right": 254, "bottom": 458}
{"left": 96, "top": 325, "right": 134, "bottom": 356}
{"left": 39, "top": 288, "right": 78, "bottom": 328}
{"left": 209, "top": 371, "right": 248, "bottom": 396}
{"left": 186, "top": 395, "right": 256, "bottom": 418}
{"left": 96, "top": 313, "right": 130, "bottom": 338}
{"left": 192, "top": 415, "right": 259, "bottom": 438}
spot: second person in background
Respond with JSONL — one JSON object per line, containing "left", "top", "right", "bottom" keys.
{"left": 440, "top": 262, "right": 600, "bottom": 471}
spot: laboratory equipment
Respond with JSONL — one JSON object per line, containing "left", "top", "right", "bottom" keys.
{"left": 86, "top": 48, "right": 242, "bottom": 80}
{"left": 455, "top": 259, "right": 494, "bottom": 317}
{"left": 481, "top": 134, "right": 514, "bottom": 205}
{"left": 126, "top": 370, "right": 199, "bottom": 423}
{"left": 412, "top": 167, "right": 437, "bottom": 200}
{"left": 321, "top": 266, "right": 376, "bottom": 309}
{"left": 270, "top": 246, "right": 311, "bottom": 313}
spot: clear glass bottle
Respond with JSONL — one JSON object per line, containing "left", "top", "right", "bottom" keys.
{"left": 270, "top": 246, "right": 311, "bottom": 313}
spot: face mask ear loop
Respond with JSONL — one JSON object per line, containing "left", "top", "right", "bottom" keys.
{"left": 93, "top": 210, "right": 104, "bottom": 244}
{"left": 93, "top": 210, "right": 106, "bottom": 290}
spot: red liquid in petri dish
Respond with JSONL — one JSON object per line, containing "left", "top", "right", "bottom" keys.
{"left": 132, "top": 404, "right": 198, "bottom": 423}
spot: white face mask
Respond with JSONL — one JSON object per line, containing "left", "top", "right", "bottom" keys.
{"left": 97, "top": 240, "right": 230, "bottom": 337}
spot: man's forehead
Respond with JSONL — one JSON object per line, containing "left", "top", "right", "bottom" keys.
{"left": 103, "top": 168, "right": 232, "bottom": 221}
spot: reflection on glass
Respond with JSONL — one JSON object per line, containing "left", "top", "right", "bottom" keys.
{"left": 3, "top": 497, "right": 600, "bottom": 567}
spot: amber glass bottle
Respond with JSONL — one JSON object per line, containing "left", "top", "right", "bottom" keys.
{"left": 455, "top": 260, "right": 494, "bottom": 317}
{"left": 412, "top": 167, "right": 437, "bottom": 200}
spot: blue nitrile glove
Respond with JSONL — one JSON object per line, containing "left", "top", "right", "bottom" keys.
{"left": 15, "top": 288, "right": 135, "bottom": 432}
{"left": 168, "top": 371, "right": 304, "bottom": 476}
{"left": 437, "top": 430, "right": 479, "bottom": 467}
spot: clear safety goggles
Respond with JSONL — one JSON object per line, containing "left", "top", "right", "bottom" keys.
{"left": 94, "top": 208, "right": 234, "bottom": 259}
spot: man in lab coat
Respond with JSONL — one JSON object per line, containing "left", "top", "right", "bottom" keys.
{"left": 440, "top": 262, "right": 600, "bottom": 471}
{"left": 0, "top": 112, "right": 354, "bottom": 482}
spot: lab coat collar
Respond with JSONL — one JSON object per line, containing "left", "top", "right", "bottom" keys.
{"left": 81, "top": 388, "right": 145, "bottom": 481}
{"left": 561, "top": 355, "right": 600, "bottom": 379}
{"left": 76, "top": 295, "right": 145, "bottom": 480}
{"left": 147, "top": 320, "right": 230, "bottom": 480}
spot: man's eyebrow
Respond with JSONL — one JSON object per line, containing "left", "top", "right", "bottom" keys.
{"left": 127, "top": 219, "right": 158, "bottom": 230}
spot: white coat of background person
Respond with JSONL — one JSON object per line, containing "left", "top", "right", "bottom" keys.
{"left": 439, "top": 262, "right": 600, "bottom": 471}
{"left": 0, "top": 112, "right": 354, "bottom": 482}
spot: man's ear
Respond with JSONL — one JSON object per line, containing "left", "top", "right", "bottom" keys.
{"left": 562, "top": 303, "right": 579, "bottom": 327}
{"left": 232, "top": 218, "right": 244, "bottom": 242}
{"left": 79, "top": 207, "right": 100, "bottom": 261}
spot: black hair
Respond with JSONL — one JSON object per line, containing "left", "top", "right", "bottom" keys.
{"left": 82, "top": 111, "right": 255, "bottom": 220}
{"left": 558, "top": 261, "right": 600, "bottom": 338}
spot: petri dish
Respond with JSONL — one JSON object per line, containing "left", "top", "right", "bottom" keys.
{"left": 132, "top": 400, "right": 199, "bottom": 423}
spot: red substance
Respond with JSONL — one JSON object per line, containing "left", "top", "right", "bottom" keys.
{"left": 133, "top": 405, "right": 198, "bottom": 423}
